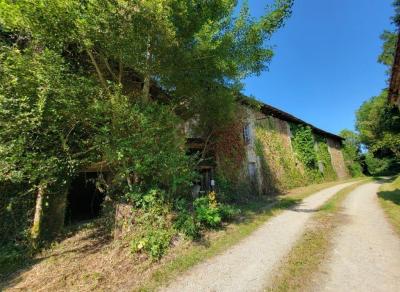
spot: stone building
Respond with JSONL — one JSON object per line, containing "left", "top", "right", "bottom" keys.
{"left": 187, "top": 98, "right": 348, "bottom": 195}
{"left": 33, "top": 95, "right": 348, "bottom": 240}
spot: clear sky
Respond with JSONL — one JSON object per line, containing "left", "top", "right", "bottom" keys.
{"left": 242, "top": 0, "right": 395, "bottom": 135}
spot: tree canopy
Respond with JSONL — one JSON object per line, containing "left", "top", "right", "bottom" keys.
{"left": 0, "top": 0, "right": 293, "bottom": 126}
{"left": 0, "top": 1, "right": 293, "bottom": 243}
{"left": 356, "top": 91, "right": 400, "bottom": 160}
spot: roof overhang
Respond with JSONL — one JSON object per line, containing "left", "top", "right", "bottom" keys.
{"left": 239, "top": 97, "right": 344, "bottom": 142}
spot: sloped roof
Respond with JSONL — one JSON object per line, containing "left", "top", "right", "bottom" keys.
{"left": 240, "top": 97, "right": 344, "bottom": 141}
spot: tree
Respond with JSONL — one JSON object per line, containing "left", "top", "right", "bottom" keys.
{"left": 0, "top": 0, "right": 293, "bottom": 118}
{"left": 0, "top": 47, "right": 101, "bottom": 241}
{"left": 378, "top": 30, "right": 397, "bottom": 73}
{"left": 339, "top": 129, "right": 364, "bottom": 176}
{"left": 356, "top": 91, "right": 400, "bottom": 159}
{"left": 0, "top": 1, "right": 294, "bottom": 241}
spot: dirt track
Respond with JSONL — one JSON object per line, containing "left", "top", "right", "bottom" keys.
{"left": 161, "top": 182, "right": 356, "bottom": 292}
{"left": 314, "top": 182, "right": 400, "bottom": 292}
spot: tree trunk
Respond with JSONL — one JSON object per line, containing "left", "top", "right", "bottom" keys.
{"left": 31, "top": 184, "right": 45, "bottom": 242}
{"left": 86, "top": 49, "right": 110, "bottom": 94}
{"left": 141, "top": 37, "right": 151, "bottom": 103}
{"left": 142, "top": 73, "right": 150, "bottom": 103}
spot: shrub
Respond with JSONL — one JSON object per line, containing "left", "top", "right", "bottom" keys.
{"left": 365, "top": 153, "right": 393, "bottom": 175}
{"left": 194, "top": 196, "right": 222, "bottom": 228}
{"left": 0, "top": 243, "right": 30, "bottom": 275}
{"left": 348, "top": 161, "right": 364, "bottom": 177}
{"left": 131, "top": 228, "right": 173, "bottom": 260}
{"left": 218, "top": 203, "right": 240, "bottom": 221}
{"left": 174, "top": 211, "right": 200, "bottom": 239}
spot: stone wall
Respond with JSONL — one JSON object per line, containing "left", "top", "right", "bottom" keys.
{"left": 237, "top": 107, "right": 348, "bottom": 195}
{"left": 327, "top": 137, "right": 349, "bottom": 179}
{"left": 240, "top": 108, "right": 303, "bottom": 194}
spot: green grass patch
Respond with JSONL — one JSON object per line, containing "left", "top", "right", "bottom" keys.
{"left": 135, "top": 178, "right": 363, "bottom": 291}
{"left": 378, "top": 176, "right": 400, "bottom": 236}
{"left": 267, "top": 178, "right": 370, "bottom": 292}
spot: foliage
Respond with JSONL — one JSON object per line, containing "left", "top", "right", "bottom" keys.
{"left": 378, "top": 30, "right": 397, "bottom": 74}
{"left": 356, "top": 91, "right": 400, "bottom": 160}
{"left": 315, "top": 136, "right": 337, "bottom": 181}
{"left": 173, "top": 209, "right": 200, "bottom": 240}
{"left": 101, "top": 99, "right": 196, "bottom": 198}
{"left": 0, "top": 0, "right": 293, "bottom": 130}
{"left": 0, "top": 47, "right": 98, "bottom": 187}
{"left": 290, "top": 124, "right": 318, "bottom": 169}
{"left": 0, "top": 243, "right": 30, "bottom": 276}
{"left": 365, "top": 153, "right": 394, "bottom": 176}
{"left": 0, "top": 183, "right": 35, "bottom": 252}
{"left": 339, "top": 129, "right": 364, "bottom": 177}
{"left": 194, "top": 196, "right": 222, "bottom": 228}
{"left": 352, "top": 0, "right": 400, "bottom": 178}
{"left": 255, "top": 118, "right": 305, "bottom": 192}
{"left": 253, "top": 119, "right": 339, "bottom": 193}
{"left": 127, "top": 188, "right": 175, "bottom": 260}
{"left": 218, "top": 203, "right": 240, "bottom": 221}
{"left": 0, "top": 46, "right": 100, "bottom": 243}
{"left": 213, "top": 108, "right": 247, "bottom": 196}
{"left": 131, "top": 228, "right": 174, "bottom": 260}
{"left": 0, "top": 0, "right": 294, "bottom": 259}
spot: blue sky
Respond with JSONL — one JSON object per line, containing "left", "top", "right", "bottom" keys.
{"left": 242, "top": 0, "right": 395, "bottom": 135}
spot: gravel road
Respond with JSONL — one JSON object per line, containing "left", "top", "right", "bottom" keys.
{"left": 315, "top": 182, "right": 400, "bottom": 292}
{"left": 161, "top": 182, "right": 356, "bottom": 292}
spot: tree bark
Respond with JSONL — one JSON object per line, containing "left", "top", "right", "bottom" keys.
{"left": 86, "top": 49, "right": 110, "bottom": 94}
{"left": 31, "top": 184, "right": 45, "bottom": 242}
{"left": 141, "top": 37, "right": 151, "bottom": 103}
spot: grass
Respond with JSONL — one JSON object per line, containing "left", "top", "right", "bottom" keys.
{"left": 267, "top": 178, "right": 371, "bottom": 292}
{"left": 378, "top": 175, "right": 400, "bottom": 236}
{"left": 135, "top": 177, "right": 363, "bottom": 291}
{"left": 0, "top": 178, "right": 362, "bottom": 291}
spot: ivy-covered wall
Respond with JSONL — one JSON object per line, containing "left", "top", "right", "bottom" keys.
{"left": 234, "top": 108, "right": 346, "bottom": 195}
{"left": 254, "top": 116, "right": 306, "bottom": 193}
{"left": 327, "top": 137, "right": 349, "bottom": 178}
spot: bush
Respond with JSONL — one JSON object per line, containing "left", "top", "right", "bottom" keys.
{"left": 0, "top": 243, "right": 30, "bottom": 275}
{"left": 174, "top": 211, "right": 200, "bottom": 239}
{"left": 193, "top": 192, "right": 240, "bottom": 228}
{"left": 194, "top": 196, "right": 221, "bottom": 228}
{"left": 131, "top": 228, "right": 173, "bottom": 260}
{"left": 348, "top": 161, "right": 364, "bottom": 177}
{"left": 218, "top": 203, "right": 240, "bottom": 221}
{"left": 365, "top": 153, "right": 393, "bottom": 175}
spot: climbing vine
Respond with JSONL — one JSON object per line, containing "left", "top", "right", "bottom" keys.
{"left": 315, "top": 135, "right": 337, "bottom": 181}
{"left": 290, "top": 124, "right": 318, "bottom": 169}
{"left": 213, "top": 108, "right": 247, "bottom": 198}
{"left": 254, "top": 117, "right": 306, "bottom": 192}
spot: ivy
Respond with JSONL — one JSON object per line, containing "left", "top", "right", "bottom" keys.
{"left": 315, "top": 136, "right": 337, "bottom": 181}
{"left": 254, "top": 117, "right": 306, "bottom": 192}
{"left": 290, "top": 124, "right": 318, "bottom": 170}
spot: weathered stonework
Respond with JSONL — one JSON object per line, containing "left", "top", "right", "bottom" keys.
{"left": 327, "top": 137, "right": 349, "bottom": 179}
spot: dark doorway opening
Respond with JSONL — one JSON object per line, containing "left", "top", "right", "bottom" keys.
{"left": 65, "top": 172, "right": 105, "bottom": 225}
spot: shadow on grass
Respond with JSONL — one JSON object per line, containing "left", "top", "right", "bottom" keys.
{"left": 0, "top": 217, "right": 112, "bottom": 290}
{"left": 378, "top": 189, "right": 400, "bottom": 206}
{"left": 376, "top": 175, "right": 400, "bottom": 206}
{"left": 234, "top": 196, "right": 301, "bottom": 224}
